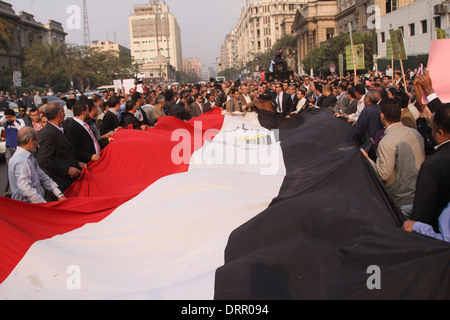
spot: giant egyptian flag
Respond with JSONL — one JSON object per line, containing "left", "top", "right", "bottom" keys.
{"left": 0, "top": 108, "right": 449, "bottom": 300}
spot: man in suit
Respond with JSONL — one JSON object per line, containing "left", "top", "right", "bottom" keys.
{"left": 319, "top": 85, "right": 337, "bottom": 109}
{"left": 333, "top": 83, "right": 350, "bottom": 115}
{"left": 273, "top": 82, "right": 295, "bottom": 118}
{"left": 403, "top": 73, "right": 450, "bottom": 234}
{"left": 225, "top": 89, "right": 242, "bottom": 114}
{"left": 238, "top": 85, "right": 254, "bottom": 109}
{"left": 202, "top": 93, "right": 215, "bottom": 113}
{"left": 189, "top": 93, "right": 206, "bottom": 118}
{"left": 351, "top": 90, "right": 383, "bottom": 147}
{"left": 65, "top": 101, "right": 102, "bottom": 165}
{"left": 101, "top": 96, "right": 121, "bottom": 136}
{"left": 36, "top": 103, "right": 84, "bottom": 193}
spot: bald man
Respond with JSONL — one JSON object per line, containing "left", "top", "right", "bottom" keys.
{"left": 8, "top": 126, "right": 66, "bottom": 203}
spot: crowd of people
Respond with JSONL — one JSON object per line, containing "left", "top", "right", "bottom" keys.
{"left": 1, "top": 64, "right": 449, "bottom": 243}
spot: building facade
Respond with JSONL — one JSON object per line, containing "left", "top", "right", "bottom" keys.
{"left": 90, "top": 40, "right": 131, "bottom": 58}
{"left": 293, "top": 0, "right": 419, "bottom": 75}
{"left": 219, "top": 0, "right": 307, "bottom": 71}
{"left": 377, "top": 0, "right": 450, "bottom": 58}
{"left": 0, "top": 1, "right": 66, "bottom": 72}
{"left": 129, "top": 3, "right": 182, "bottom": 72}
{"left": 293, "top": 0, "right": 338, "bottom": 75}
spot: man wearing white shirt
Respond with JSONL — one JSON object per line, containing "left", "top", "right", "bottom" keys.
{"left": 348, "top": 84, "right": 367, "bottom": 123}
{"left": 386, "top": 65, "right": 393, "bottom": 78}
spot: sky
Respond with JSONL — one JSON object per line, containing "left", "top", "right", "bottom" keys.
{"left": 10, "top": 0, "right": 249, "bottom": 68}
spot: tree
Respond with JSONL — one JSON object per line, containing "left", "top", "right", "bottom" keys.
{"left": 217, "top": 68, "right": 239, "bottom": 81}
{"left": 23, "top": 41, "right": 72, "bottom": 91}
{"left": 246, "top": 34, "right": 298, "bottom": 72}
{"left": 302, "top": 32, "right": 375, "bottom": 76}
{"left": 0, "top": 20, "right": 13, "bottom": 52}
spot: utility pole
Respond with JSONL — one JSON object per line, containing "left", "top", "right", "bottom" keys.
{"left": 83, "top": 0, "right": 91, "bottom": 47}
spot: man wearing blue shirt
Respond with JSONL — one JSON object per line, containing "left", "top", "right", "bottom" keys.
{"left": 8, "top": 127, "right": 66, "bottom": 203}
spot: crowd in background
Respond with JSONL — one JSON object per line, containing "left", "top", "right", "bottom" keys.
{"left": 1, "top": 63, "right": 449, "bottom": 243}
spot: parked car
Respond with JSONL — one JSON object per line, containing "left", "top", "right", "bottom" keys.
{"left": 43, "top": 96, "right": 66, "bottom": 107}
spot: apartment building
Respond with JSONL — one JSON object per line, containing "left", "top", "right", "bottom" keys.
{"left": 129, "top": 2, "right": 182, "bottom": 72}
{"left": 219, "top": 0, "right": 307, "bottom": 70}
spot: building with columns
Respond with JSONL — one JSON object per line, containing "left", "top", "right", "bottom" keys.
{"left": 0, "top": 1, "right": 66, "bottom": 72}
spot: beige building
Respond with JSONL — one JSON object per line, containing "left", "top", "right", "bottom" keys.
{"left": 139, "top": 54, "right": 175, "bottom": 83}
{"left": 0, "top": 1, "right": 66, "bottom": 72}
{"left": 129, "top": 3, "right": 182, "bottom": 72}
{"left": 220, "top": 0, "right": 307, "bottom": 71}
{"left": 218, "top": 32, "right": 238, "bottom": 73}
{"left": 90, "top": 40, "right": 131, "bottom": 58}
{"left": 183, "top": 57, "right": 202, "bottom": 79}
{"left": 293, "top": 0, "right": 338, "bottom": 74}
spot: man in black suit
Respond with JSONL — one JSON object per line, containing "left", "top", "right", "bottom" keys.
{"left": 319, "top": 85, "right": 337, "bottom": 109}
{"left": 272, "top": 82, "right": 294, "bottom": 118}
{"left": 36, "top": 103, "right": 84, "bottom": 193}
{"left": 101, "top": 95, "right": 121, "bottom": 136}
{"left": 65, "top": 101, "right": 102, "bottom": 165}
{"left": 403, "top": 73, "right": 450, "bottom": 234}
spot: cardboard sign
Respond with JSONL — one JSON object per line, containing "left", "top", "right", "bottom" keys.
{"left": 346, "top": 44, "right": 365, "bottom": 70}
{"left": 389, "top": 29, "right": 407, "bottom": 60}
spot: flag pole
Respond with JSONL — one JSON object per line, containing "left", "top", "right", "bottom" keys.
{"left": 349, "top": 23, "right": 357, "bottom": 85}
{"left": 399, "top": 53, "right": 407, "bottom": 91}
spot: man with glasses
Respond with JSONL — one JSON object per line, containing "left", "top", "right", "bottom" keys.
{"left": 8, "top": 127, "right": 66, "bottom": 203}
{"left": 18, "top": 106, "right": 30, "bottom": 124}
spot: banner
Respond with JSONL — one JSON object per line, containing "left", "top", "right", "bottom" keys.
{"left": 389, "top": 29, "right": 407, "bottom": 60}
{"left": 13, "top": 71, "right": 21, "bottom": 87}
{"left": 346, "top": 44, "right": 365, "bottom": 70}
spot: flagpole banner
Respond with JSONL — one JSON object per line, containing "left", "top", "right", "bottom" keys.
{"left": 1, "top": 108, "right": 449, "bottom": 300}
{"left": 346, "top": 44, "right": 365, "bottom": 70}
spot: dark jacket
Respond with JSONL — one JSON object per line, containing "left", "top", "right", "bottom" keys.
{"left": 120, "top": 112, "right": 142, "bottom": 130}
{"left": 36, "top": 122, "right": 80, "bottom": 192}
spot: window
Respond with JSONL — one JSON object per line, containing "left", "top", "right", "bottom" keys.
{"left": 435, "top": 16, "right": 441, "bottom": 29}
{"left": 421, "top": 20, "right": 428, "bottom": 34}
{"left": 409, "top": 23, "right": 415, "bottom": 36}
{"left": 381, "top": 32, "right": 385, "bottom": 43}
{"left": 386, "top": 0, "right": 398, "bottom": 13}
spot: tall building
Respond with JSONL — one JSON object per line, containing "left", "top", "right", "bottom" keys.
{"left": 219, "top": 0, "right": 307, "bottom": 71}
{"left": 129, "top": 2, "right": 182, "bottom": 72}
{"left": 183, "top": 57, "right": 202, "bottom": 79}
{"left": 0, "top": 1, "right": 66, "bottom": 71}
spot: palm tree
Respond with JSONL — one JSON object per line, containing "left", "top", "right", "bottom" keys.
{"left": 23, "top": 40, "right": 78, "bottom": 90}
